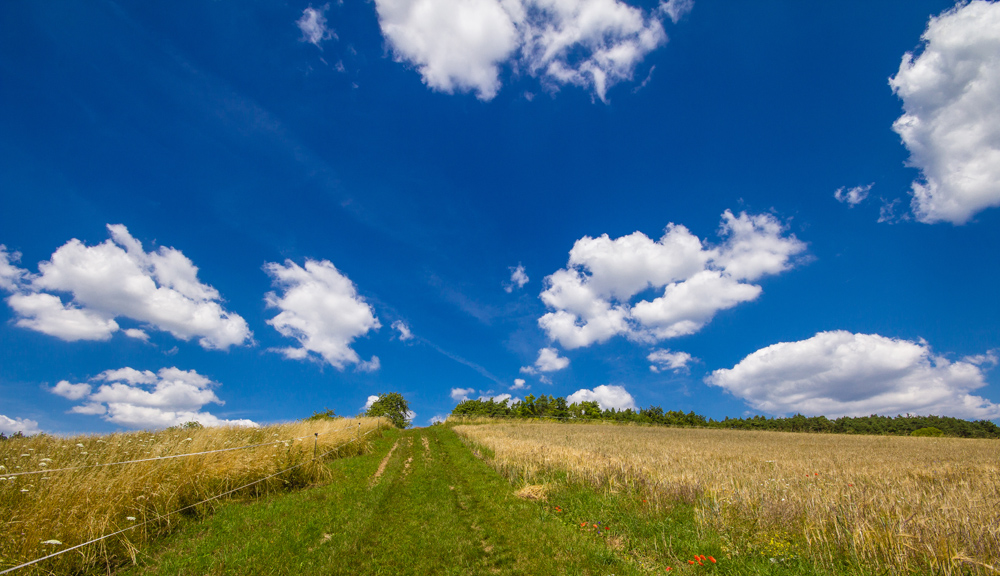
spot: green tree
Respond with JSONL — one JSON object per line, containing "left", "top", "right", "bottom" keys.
{"left": 365, "top": 393, "right": 412, "bottom": 428}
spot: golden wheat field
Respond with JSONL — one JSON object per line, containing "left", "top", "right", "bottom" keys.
{"left": 0, "top": 417, "right": 385, "bottom": 575}
{"left": 455, "top": 421, "right": 1000, "bottom": 575}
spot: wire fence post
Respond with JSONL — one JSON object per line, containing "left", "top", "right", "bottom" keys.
{"left": 313, "top": 433, "right": 318, "bottom": 460}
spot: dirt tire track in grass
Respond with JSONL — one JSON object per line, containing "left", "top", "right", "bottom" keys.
{"left": 369, "top": 438, "right": 399, "bottom": 488}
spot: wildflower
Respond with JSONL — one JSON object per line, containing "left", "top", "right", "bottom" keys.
{"left": 688, "top": 560, "right": 695, "bottom": 565}
{"left": 604, "top": 526, "right": 609, "bottom": 530}
{"left": 708, "top": 556, "right": 716, "bottom": 563}
{"left": 666, "top": 568, "right": 671, "bottom": 571}
{"left": 20, "top": 489, "right": 29, "bottom": 493}
{"left": 698, "top": 561, "right": 704, "bottom": 566}
{"left": 76, "top": 444, "right": 85, "bottom": 448}
{"left": 126, "top": 516, "right": 136, "bottom": 521}
{"left": 41, "top": 540, "right": 62, "bottom": 545}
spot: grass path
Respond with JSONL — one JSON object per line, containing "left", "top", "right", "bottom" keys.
{"left": 124, "top": 426, "right": 644, "bottom": 576}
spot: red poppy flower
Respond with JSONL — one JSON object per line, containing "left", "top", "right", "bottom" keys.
{"left": 708, "top": 556, "right": 716, "bottom": 563}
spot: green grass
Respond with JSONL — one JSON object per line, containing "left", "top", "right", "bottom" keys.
{"left": 119, "top": 426, "right": 880, "bottom": 576}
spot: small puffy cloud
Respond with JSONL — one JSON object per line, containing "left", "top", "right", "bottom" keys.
{"left": 0, "top": 414, "right": 41, "bottom": 435}
{"left": 889, "top": 1, "right": 1000, "bottom": 224}
{"left": 430, "top": 414, "right": 448, "bottom": 424}
{"left": 834, "top": 184, "right": 873, "bottom": 207}
{"left": 0, "top": 225, "right": 251, "bottom": 349}
{"left": 374, "top": 0, "right": 675, "bottom": 101}
{"left": 124, "top": 328, "right": 150, "bottom": 342}
{"left": 539, "top": 211, "right": 805, "bottom": 349}
{"left": 659, "top": 0, "right": 693, "bottom": 23}
{"left": 567, "top": 384, "right": 636, "bottom": 411}
{"left": 521, "top": 347, "right": 570, "bottom": 374}
{"left": 356, "top": 356, "right": 381, "bottom": 372}
{"left": 451, "top": 387, "right": 476, "bottom": 402}
{"left": 504, "top": 264, "right": 529, "bottom": 293}
{"left": 264, "top": 259, "right": 380, "bottom": 370}
{"left": 392, "top": 320, "right": 414, "bottom": 341}
{"left": 363, "top": 395, "right": 380, "bottom": 411}
{"left": 647, "top": 349, "right": 693, "bottom": 373}
{"left": 510, "top": 378, "right": 528, "bottom": 390}
{"left": 706, "top": 331, "right": 1000, "bottom": 419}
{"left": 0, "top": 245, "right": 26, "bottom": 291}
{"left": 50, "top": 367, "right": 256, "bottom": 429}
{"left": 483, "top": 393, "right": 513, "bottom": 403}
{"left": 297, "top": 4, "right": 335, "bottom": 47}
{"left": 51, "top": 380, "right": 92, "bottom": 401}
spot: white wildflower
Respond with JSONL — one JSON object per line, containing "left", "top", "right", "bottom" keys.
{"left": 20, "top": 488, "right": 29, "bottom": 493}
{"left": 126, "top": 516, "right": 136, "bottom": 521}
{"left": 75, "top": 444, "right": 85, "bottom": 448}
{"left": 41, "top": 540, "right": 62, "bottom": 545}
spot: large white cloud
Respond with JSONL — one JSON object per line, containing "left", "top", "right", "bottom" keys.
{"left": 889, "top": 1, "right": 1000, "bottom": 224}
{"left": 538, "top": 210, "right": 805, "bottom": 349}
{"left": 264, "top": 259, "right": 380, "bottom": 370}
{"left": 373, "top": 0, "right": 682, "bottom": 101}
{"left": 50, "top": 367, "right": 257, "bottom": 429}
{"left": 0, "top": 226, "right": 251, "bottom": 349}
{"left": 0, "top": 414, "right": 42, "bottom": 435}
{"left": 706, "top": 331, "right": 1000, "bottom": 419}
{"left": 567, "top": 384, "right": 636, "bottom": 411}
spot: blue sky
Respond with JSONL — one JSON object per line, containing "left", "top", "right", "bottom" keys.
{"left": 3, "top": 0, "right": 1000, "bottom": 433}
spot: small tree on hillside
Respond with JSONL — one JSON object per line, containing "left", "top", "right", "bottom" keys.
{"left": 365, "top": 392, "right": 411, "bottom": 428}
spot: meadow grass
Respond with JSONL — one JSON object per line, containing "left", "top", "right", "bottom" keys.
{"left": 125, "top": 426, "right": 650, "bottom": 576}
{"left": 454, "top": 421, "right": 1000, "bottom": 575}
{"left": 0, "top": 417, "right": 385, "bottom": 575}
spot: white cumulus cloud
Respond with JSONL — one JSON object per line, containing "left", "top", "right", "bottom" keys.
{"left": 0, "top": 414, "right": 42, "bottom": 435}
{"left": 510, "top": 378, "right": 528, "bottom": 390}
{"left": 0, "top": 225, "right": 251, "bottom": 349}
{"left": 49, "top": 367, "right": 257, "bottom": 429}
{"left": 834, "top": 184, "right": 873, "bottom": 207}
{"left": 264, "top": 259, "right": 380, "bottom": 370}
{"left": 539, "top": 210, "right": 805, "bottom": 349}
{"left": 363, "top": 395, "right": 380, "bottom": 411}
{"left": 520, "top": 347, "right": 570, "bottom": 374}
{"left": 450, "top": 387, "right": 476, "bottom": 402}
{"left": 298, "top": 4, "right": 335, "bottom": 47}
{"left": 51, "top": 380, "right": 92, "bottom": 401}
{"left": 706, "top": 331, "right": 1000, "bottom": 419}
{"left": 392, "top": 320, "right": 414, "bottom": 341}
{"left": 567, "top": 384, "right": 636, "bottom": 411}
{"left": 374, "top": 0, "right": 678, "bottom": 101}
{"left": 504, "top": 263, "right": 529, "bottom": 293}
{"left": 0, "top": 245, "right": 26, "bottom": 291}
{"left": 647, "top": 349, "right": 693, "bottom": 373}
{"left": 889, "top": 1, "right": 1000, "bottom": 224}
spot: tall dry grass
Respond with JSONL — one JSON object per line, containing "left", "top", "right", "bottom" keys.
{"left": 455, "top": 421, "right": 1000, "bottom": 575}
{"left": 0, "top": 417, "right": 385, "bottom": 575}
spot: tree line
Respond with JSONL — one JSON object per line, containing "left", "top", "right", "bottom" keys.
{"left": 450, "top": 394, "right": 1000, "bottom": 438}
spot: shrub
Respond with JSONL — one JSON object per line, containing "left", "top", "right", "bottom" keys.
{"left": 911, "top": 427, "right": 944, "bottom": 437}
